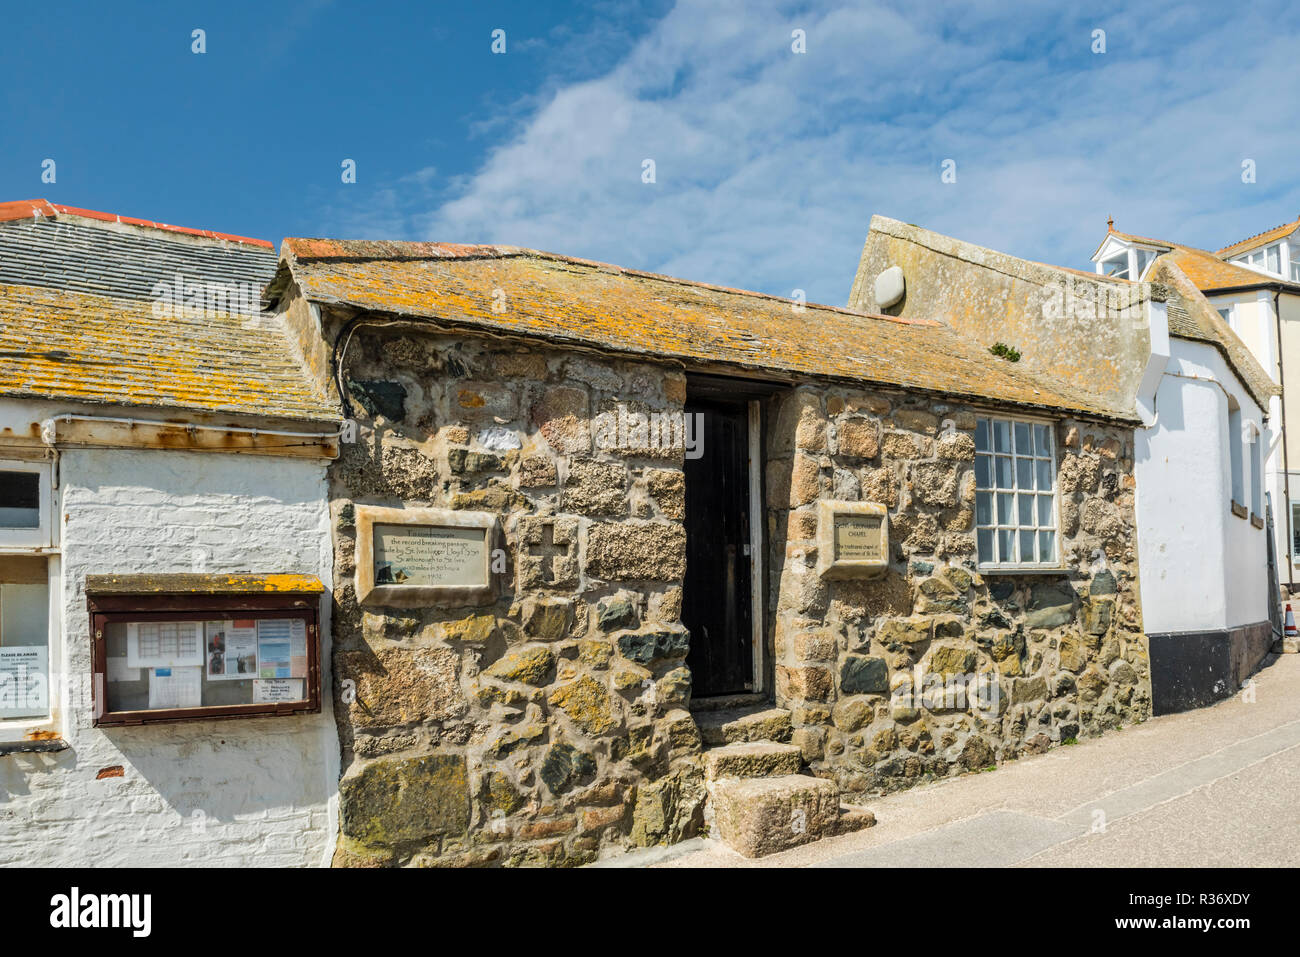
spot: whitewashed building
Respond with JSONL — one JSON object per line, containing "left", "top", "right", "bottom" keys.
{"left": 0, "top": 200, "right": 342, "bottom": 866}
{"left": 854, "top": 215, "right": 1279, "bottom": 712}
{"left": 1093, "top": 219, "right": 1300, "bottom": 595}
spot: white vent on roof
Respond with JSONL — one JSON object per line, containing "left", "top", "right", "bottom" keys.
{"left": 875, "top": 265, "right": 905, "bottom": 309}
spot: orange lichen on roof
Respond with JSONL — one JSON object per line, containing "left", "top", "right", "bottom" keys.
{"left": 1163, "top": 246, "right": 1285, "bottom": 292}
{"left": 0, "top": 282, "right": 336, "bottom": 419}
{"left": 281, "top": 239, "right": 1130, "bottom": 420}
{"left": 1216, "top": 216, "right": 1300, "bottom": 258}
{"left": 1095, "top": 224, "right": 1290, "bottom": 291}
{"left": 0, "top": 197, "right": 272, "bottom": 247}
{"left": 1149, "top": 256, "right": 1279, "bottom": 408}
{"left": 84, "top": 573, "right": 326, "bottom": 595}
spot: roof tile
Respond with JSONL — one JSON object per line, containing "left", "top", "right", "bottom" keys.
{"left": 281, "top": 239, "right": 1132, "bottom": 421}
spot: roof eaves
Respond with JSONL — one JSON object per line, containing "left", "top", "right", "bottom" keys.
{"left": 1149, "top": 256, "right": 1280, "bottom": 407}
{"left": 1216, "top": 217, "right": 1300, "bottom": 258}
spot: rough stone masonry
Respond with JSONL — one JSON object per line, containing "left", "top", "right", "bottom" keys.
{"left": 326, "top": 326, "right": 1150, "bottom": 867}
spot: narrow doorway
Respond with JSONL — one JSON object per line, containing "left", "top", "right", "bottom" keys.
{"left": 682, "top": 396, "right": 762, "bottom": 698}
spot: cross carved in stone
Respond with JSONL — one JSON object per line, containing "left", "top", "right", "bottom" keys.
{"left": 528, "top": 522, "right": 570, "bottom": 584}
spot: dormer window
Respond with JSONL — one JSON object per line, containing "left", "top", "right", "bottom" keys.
{"left": 1239, "top": 243, "right": 1285, "bottom": 276}
{"left": 1100, "top": 255, "right": 1130, "bottom": 279}
{"left": 1094, "top": 239, "right": 1163, "bottom": 281}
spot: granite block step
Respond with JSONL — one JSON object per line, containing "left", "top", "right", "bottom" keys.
{"left": 695, "top": 707, "right": 792, "bottom": 747}
{"left": 704, "top": 741, "right": 803, "bottom": 782}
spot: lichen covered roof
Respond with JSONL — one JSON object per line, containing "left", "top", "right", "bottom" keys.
{"left": 84, "top": 573, "right": 325, "bottom": 595}
{"left": 1149, "top": 257, "right": 1280, "bottom": 408}
{"left": 1162, "top": 245, "right": 1290, "bottom": 292}
{"left": 0, "top": 281, "right": 336, "bottom": 420}
{"left": 1097, "top": 225, "right": 1294, "bottom": 292}
{"left": 278, "top": 239, "right": 1133, "bottom": 420}
{"left": 1216, "top": 216, "right": 1300, "bottom": 258}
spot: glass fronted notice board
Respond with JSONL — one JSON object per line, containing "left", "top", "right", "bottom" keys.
{"left": 87, "top": 573, "right": 323, "bottom": 726}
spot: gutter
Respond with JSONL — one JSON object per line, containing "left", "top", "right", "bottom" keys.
{"left": 1274, "top": 289, "right": 1294, "bottom": 590}
{"left": 40, "top": 413, "right": 343, "bottom": 459}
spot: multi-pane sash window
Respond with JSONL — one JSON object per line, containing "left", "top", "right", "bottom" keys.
{"left": 974, "top": 417, "right": 1058, "bottom": 568}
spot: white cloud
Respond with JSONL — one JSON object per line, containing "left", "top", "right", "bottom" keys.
{"left": 354, "top": 0, "right": 1300, "bottom": 304}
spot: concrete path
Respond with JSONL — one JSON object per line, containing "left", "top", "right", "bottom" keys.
{"left": 653, "top": 652, "right": 1300, "bottom": 868}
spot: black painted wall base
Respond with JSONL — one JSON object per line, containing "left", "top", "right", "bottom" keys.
{"left": 1148, "top": 620, "right": 1275, "bottom": 715}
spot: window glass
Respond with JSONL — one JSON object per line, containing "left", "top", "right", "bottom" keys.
{"left": 1268, "top": 244, "right": 1281, "bottom": 273}
{"left": 974, "top": 416, "right": 1059, "bottom": 566}
{"left": 1250, "top": 431, "right": 1263, "bottom": 516}
{"left": 0, "top": 471, "right": 40, "bottom": 529}
{"left": 1229, "top": 406, "right": 1244, "bottom": 505}
{"left": 0, "top": 558, "right": 51, "bottom": 720}
{"left": 104, "top": 617, "right": 310, "bottom": 714}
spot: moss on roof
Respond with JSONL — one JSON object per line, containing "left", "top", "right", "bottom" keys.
{"left": 278, "top": 239, "right": 1133, "bottom": 421}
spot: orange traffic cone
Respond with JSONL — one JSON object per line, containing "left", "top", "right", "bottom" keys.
{"left": 1286, "top": 604, "right": 1297, "bottom": 638}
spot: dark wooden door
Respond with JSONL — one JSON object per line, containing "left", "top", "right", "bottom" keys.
{"left": 682, "top": 399, "right": 754, "bottom": 697}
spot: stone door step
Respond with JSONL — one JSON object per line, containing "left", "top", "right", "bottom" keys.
{"left": 695, "top": 707, "right": 793, "bottom": 747}
{"left": 711, "top": 774, "right": 840, "bottom": 857}
{"left": 704, "top": 741, "right": 803, "bottom": 782}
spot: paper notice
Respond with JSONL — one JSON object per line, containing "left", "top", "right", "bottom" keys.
{"left": 256, "top": 620, "right": 294, "bottom": 679}
{"left": 207, "top": 620, "right": 257, "bottom": 680}
{"left": 148, "top": 666, "right": 202, "bottom": 709}
{"left": 253, "top": 678, "right": 304, "bottom": 703}
{"left": 289, "top": 619, "right": 308, "bottom": 679}
{"left": 0, "top": 646, "right": 48, "bottom": 719}
{"left": 127, "top": 621, "right": 204, "bottom": 669}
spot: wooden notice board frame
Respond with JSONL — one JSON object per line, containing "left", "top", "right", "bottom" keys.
{"left": 86, "top": 574, "right": 323, "bottom": 727}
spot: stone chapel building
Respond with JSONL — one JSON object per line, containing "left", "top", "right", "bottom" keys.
{"left": 266, "top": 237, "right": 1151, "bottom": 865}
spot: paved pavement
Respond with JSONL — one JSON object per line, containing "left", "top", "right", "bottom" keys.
{"left": 651, "top": 652, "right": 1300, "bottom": 868}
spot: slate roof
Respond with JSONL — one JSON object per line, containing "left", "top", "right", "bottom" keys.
{"left": 273, "top": 238, "right": 1134, "bottom": 421}
{"left": 0, "top": 203, "right": 277, "bottom": 307}
{"left": 0, "top": 201, "right": 334, "bottom": 421}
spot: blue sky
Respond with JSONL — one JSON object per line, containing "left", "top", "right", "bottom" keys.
{"left": 4, "top": 0, "right": 1299, "bottom": 304}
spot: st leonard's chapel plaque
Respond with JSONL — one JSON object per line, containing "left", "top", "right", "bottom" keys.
{"left": 355, "top": 506, "right": 497, "bottom": 607}
{"left": 816, "top": 500, "right": 888, "bottom": 579}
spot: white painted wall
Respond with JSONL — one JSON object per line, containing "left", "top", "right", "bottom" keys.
{"left": 1135, "top": 339, "right": 1269, "bottom": 634}
{"left": 0, "top": 447, "right": 338, "bottom": 867}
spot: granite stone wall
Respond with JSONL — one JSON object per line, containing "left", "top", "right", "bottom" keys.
{"left": 326, "top": 322, "right": 1151, "bottom": 866}
{"left": 764, "top": 385, "right": 1151, "bottom": 797}
{"left": 328, "top": 328, "right": 704, "bottom": 867}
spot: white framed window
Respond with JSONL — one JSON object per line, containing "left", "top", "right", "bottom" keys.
{"left": 1249, "top": 425, "right": 1263, "bottom": 517}
{"left": 1228, "top": 404, "right": 1244, "bottom": 507}
{"left": 1100, "top": 255, "right": 1129, "bottom": 279}
{"left": 974, "top": 416, "right": 1059, "bottom": 569}
{"left": 0, "top": 557, "right": 52, "bottom": 720}
{"left": 0, "top": 460, "right": 52, "bottom": 549}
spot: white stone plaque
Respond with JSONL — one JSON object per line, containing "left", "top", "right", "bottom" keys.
{"left": 373, "top": 523, "right": 488, "bottom": 589}
{"left": 817, "top": 501, "right": 888, "bottom": 579}
{"left": 355, "top": 506, "right": 496, "bottom": 607}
